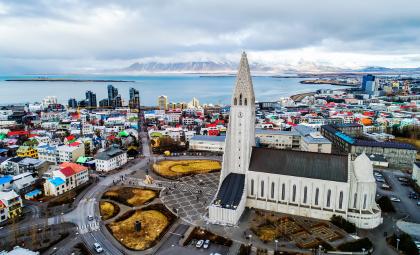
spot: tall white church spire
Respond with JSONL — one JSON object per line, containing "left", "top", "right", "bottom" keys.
{"left": 221, "top": 52, "right": 256, "bottom": 178}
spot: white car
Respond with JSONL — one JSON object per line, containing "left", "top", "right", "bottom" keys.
{"left": 196, "top": 240, "right": 204, "bottom": 248}
{"left": 390, "top": 197, "right": 401, "bottom": 202}
{"left": 93, "top": 243, "right": 103, "bottom": 253}
{"left": 88, "top": 215, "right": 94, "bottom": 221}
{"left": 203, "top": 239, "right": 210, "bottom": 249}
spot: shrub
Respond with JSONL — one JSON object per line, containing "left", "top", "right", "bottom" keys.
{"left": 389, "top": 233, "right": 418, "bottom": 255}
{"left": 330, "top": 215, "right": 356, "bottom": 233}
{"left": 337, "top": 237, "right": 373, "bottom": 252}
{"left": 376, "top": 196, "right": 396, "bottom": 213}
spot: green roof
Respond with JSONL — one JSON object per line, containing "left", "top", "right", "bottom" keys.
{"left": 118, "top": 130, "right": 129, "bottom": 137}
{"left": 76, "top": 156, "right": 90, "bottom": 163}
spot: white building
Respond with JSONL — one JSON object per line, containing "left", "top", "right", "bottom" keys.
{"left": 57, "top": 142, "right": 85, "bottom": 163}
{"left": 189, "top": 135, "right": 226, "bottom": 153}
{"left": 256, "top": 129, "right": 300, "bottom": 150}
{"left": 413, "top": 162, "right": 420, "bottom": 187}
{"left": 95, "top": 147, "right": 127, "bottom": 172}
{"left": 208, "top": 52, "right": 382, "bottom": 229}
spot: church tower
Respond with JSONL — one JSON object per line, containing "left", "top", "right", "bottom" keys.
{"left": 221, "top": 52, "right": 256, "bottom": 179}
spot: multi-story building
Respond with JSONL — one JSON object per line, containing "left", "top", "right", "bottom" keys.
{"left": 158, "top": 95, "right": 168, "bottom": 110}
{"left": 85, "top": 90, "right": 97, "bottom": 108}
{"left": 189, "top": 135, "right": 226, "bottom": 153}
{"left": 0, "top": 189, "right": 23, "bottom": 222}
{"left": 68, "top": 98, "right": 78, "bottom": 109}
{"left": 294, "top": 125, "right": 332, "bottom": 153}
{"left": 60, "top": 162, "right": 89, "bottom": 186}
{"left": 57, "top": 142, "right": 85, "bottom": 163}
{"left": 129, "top": 88, "right": 140, "bottom": 109}
{"left": 95, "top": 146, "right": 127, "bottom": 172}
{"left": 107, "top": 85, "right": 118, "bottom": 107}
{"left": 37, "top": 144, "right": 59, "bottom": 163}
{"left": 16, "top": 146, "right": 38, "bottom": 158}
{"left": 256, "top": 129, "right": 300, "bottom": 150}
{"left": 44, "top": 177, "right": 66, "bottom": 196}
{"left": 412, "top": 162, "right": 420, "bottom": 187}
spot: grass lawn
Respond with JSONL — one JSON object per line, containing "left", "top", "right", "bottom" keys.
{"left": 100, "top": 201, "right": 120, "bottom": 220}
{"left": 102, "top": 187, "right": 157, "bottom": 207}
{"left": 153, "top": 159, "right": 221, "bottom": 178}
{"left": 107, "top": 204, "right": 175, "bottom": 251}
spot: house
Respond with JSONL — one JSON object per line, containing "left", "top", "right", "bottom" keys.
{"left": 44, "top": 177, "right": 66, "bottom": 196}
{"left": 37, "top": 144, "right": 58, "bottom": 164}
{"left": 189, "top": 135, "right": 226, "bottom": 153}
{"left": 95, "top": 146, "right": 127, "bottom": 172}
{"left": 12, "top": 172, "right": 36, "bottom": 194}
{"left": 0, "top": 200, "right": 6, "bottom": 223}
{"left": 0, "top": 175, "right": 12, "bottom": 190}
{"left": 54, "top": 167, "right": 76, "bottom": 190}
{"left": 0, "top": 189, "right": 23, "bottom": 222}
{"left": 60, "top": 162, "right": 89, "bottom": 186}
{"left": 0, "top": 246, "right": 40, "bottom": 255}
{"left": 16, "top": 146, "right": 38, "bottom": 158}
{"left": 57, "top": 142, "right": 85, "bottom": 163}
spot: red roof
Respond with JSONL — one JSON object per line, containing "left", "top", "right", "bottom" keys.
{"left": 66, "top": 135, "right": 75, "bottom": 141}
{"left": 59, "top": 167, "right": 76, "bottom": 177}
{"left": 69, "top": 142, "right": 81, "bottom": 147}
{"left": 60, "top": 162, "right": 88, "bottom": 173}
{"left": 28, "top": 134, "right": 39, "bottom": 138}
{"left": 7, "top": 131, "right": 29, "bottom": 136}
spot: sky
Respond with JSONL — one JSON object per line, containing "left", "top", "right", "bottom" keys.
{"left": 1, "top": 0, "right": 420, "bottom": 74}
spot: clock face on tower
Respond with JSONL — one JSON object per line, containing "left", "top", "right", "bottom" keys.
{"left": 238, "top": 111, "right": 243, "bottom": 118}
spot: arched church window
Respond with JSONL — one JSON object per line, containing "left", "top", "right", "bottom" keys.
{"left": 245, "top": 98, "right": 248, "bottom": 106}
{"left": 271, "top": 182, "right": 275, "bottom": 199}
{"left": 315, "top": 188, "right": 319, "bottom": 205}
{"left": 292, "top": 184, "right": 297, "bottom": 202}
{"left": 234, "top": 97, "right": 237, "bottom": 105}
{"left": 250, "top": 179, "right": 254, "bottom": 196}
{"left": 281, "top": 183, "right": 285, "bottom": 200}
{"left": 363, "top": 194, "right": 367, "bottom": 209}
{"left": 326, "top": 189, "right": 331, "bottom": 207}
{"left": 339, "top": 191, "right": 343, "bottom": 209}
{"left": 239, "top": 94, "right": 243, "bottom": 105}
{"left": 260, "top": 180, "right": 264, "bottom": 197}
{"left": 353, "top": 193, "right": 357, "bottom": 208}
{"left": 303, "top": 186, "right": 308, "bottom": 204}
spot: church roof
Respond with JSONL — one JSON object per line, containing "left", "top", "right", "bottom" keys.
{"left": 249, "top": 147, "right": 348, "bottom": 182}
{"left": 213, "top": 173, "right": 245, "bottom": 209}
{"left": 353, "top": 152, "right": 375, "bottom": 183}
{"left": 233, "top": 52, "right": 255, "bottom": 102}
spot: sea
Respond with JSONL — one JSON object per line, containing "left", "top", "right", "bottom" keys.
{"left": 0, "top": 75, "right": 349, "bottom": 106}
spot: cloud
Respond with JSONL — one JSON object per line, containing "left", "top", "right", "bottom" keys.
{"left": 1, "top": 0, "right": 420, "bottom": 73}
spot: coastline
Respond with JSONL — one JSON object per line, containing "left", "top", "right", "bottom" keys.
{"left": 5, "top": 78, "right": 134, "bottom": 82}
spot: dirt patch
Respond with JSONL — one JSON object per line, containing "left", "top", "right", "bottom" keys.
{"left": 102, "top": 187, "right": 157, "bottom": 207}
{"left": 153, "top": 160, "right": 221, "bottom": 179}
{"left": 184, "top": 227, "right": 232, "bottom": 247}
{"left": 107, "top": 204, "right": 176, "bottom": 251}
{"left": 100, "top": 201, "right": 120, "bottom": 220}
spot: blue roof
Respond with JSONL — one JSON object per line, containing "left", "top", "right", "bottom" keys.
{"left": 191, "top": 135, "right": 226, "bottom": 142}
{"left": 335, "top": 131, "right": 355, "bottom": 144}
{"left": 38, "top": 144, "right": 57, "bottom": 151}
{"left": 48, "top": 177, "right": 65, "bottom": 187}
{"left": 0, "top": 175, "right": 12, "bottom": 185}
{"left": 25, "top": 189, "right": 41, "bottom": 197}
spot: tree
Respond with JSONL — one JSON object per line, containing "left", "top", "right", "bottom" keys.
{"left": 338, "top": 238, "right": 373, "bottom": 252}
{"left": 377, "top": 196, "right": 395, "bottom": 212}
{"left": 330, "top": 215, "right": 356, "bottom": 233}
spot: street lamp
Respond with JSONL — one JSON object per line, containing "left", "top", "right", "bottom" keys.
{"left": 396, "top": 238, "right": 400, "bottom": 251}
{"left": 362, "top": 248, "right": 366, "bottom": 254}
{"left": 274, "top": 239, "right": 278, "bottom": 252}
{"left": 248, "top": 234, "right": 252, "bottom": 246}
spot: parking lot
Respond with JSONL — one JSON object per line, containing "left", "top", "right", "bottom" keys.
{"left": 374, "top": 168, "right": 420, "bottom": 223}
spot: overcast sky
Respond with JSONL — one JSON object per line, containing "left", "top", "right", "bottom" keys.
{"left": 1, "top": 0, "right": 420, "bottom": 74}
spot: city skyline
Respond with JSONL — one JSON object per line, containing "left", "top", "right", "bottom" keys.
{"left": 1, "top": 0, "right": 420, "bottom": 74}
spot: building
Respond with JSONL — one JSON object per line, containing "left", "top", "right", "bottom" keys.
{"left": 189, "top": 135, "right": 226, "bottom": 153}
{"left": 362, "top": 74, "right": 379, "bottom": 96}
{"left": 158, "top": 95, "right": 168, "bottom": 110}
{"left": 57, "top": 142, "right": 85, "bottom": 163}
{"left": 68, "top": 98, "right": 78, "bottom": 109}
{"left": 129, "top": 88, "right": 140, "bottom": 109}
{"left": 0, "top": 189, "right": 23, "bottom": 221}
{"left": 85, "top": 90, "right": 97, "bottom": 108}
{"left": 12, "top": 172, "right": 36, "bottom": 194}
{"left": 256, "top": 129, "right": 300, "bottom": 150}
{"left": 95, "top": 146, "right": 127, "bottom": 172}
{"left": 0, "top": 246, "right": 40, "bottom": 255}
{"left": 99, "top": 99, "right": 109, "bottom": 108}
{"left": 60, "top": 162, "right": 89, "bottom": 186}
{"left": 321, "top": 125, "right": 417, "bottom": 168}
{"left": 44, "top": 177, "right": 66, "bottom": 196}
{"left": 16, "top": 146, "right": 38, "bottom": 158}
{"left": 294, "top": 125, "right": 332, "bottom": 153}
{"left": 208, "top": 52, "right": 382, "bottom": 229}
{"left": 107, "top": 84, "right": 118, "bottom": 107}
{"left": 37, "top": 144, "right": 58, "bottom": 163}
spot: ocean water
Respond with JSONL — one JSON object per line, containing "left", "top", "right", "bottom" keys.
{"left": 0, "top": 75, "right": 347, "bottom": 105}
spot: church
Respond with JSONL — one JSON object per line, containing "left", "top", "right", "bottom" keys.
{"left": 208, "top": 52, "right": 382, "bottom": 229}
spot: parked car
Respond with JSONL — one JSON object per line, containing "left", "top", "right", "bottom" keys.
{"left": 196, "top": 240, "right": 204, "bottom": 248}
{"left": 93, "top": 243, "right": 103, "bottom": 253}
{"left": 409, "top": 192, "right": 418, "bottom": 199}
{"left": 203, "top": 239, "right": 210, "bottom": 249}
{"left": 88, "top": 215, "right": 94, "bottom": 221}
{"left": 390, "top": 197, "right": 401, "bottom": 202}
{"left": 381, "top": 184, "right": 391, "bottom": 190}
{"left": 376, "top": 178, "right": 385, "bottom": 183}
{"left": 417, "top": 201, "right": 420, "bottom": 206}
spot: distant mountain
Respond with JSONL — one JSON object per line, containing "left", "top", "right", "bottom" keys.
{"left": 112, "top": 61, "right": 420, "bottom": 74}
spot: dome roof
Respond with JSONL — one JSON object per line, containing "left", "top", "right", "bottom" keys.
{"left": 353, "top": 152, "right": 375, "bottom": 182}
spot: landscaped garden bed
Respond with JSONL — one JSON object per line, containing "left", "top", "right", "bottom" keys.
{"left": 184, "top": 227, "right": 232, "bottom": 247}
{"left": 102, "top": 187, "right": 157, "bottom": 207}
{"left": 100, "top": 201, "right": 120, "bottom": 220}
{"left": 153, "top": 159, "right": 221, "bottom": 178}
{"left": 107, "top": 204, "right": 176, "bottom": 251}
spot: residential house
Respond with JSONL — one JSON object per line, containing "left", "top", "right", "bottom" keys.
{"left": 95, "top": 146, "right": 127, "bottom": 172}
{"left": 57, "top": 142, "right": 85, "bottom": 163}
{"left": 16, "top": 146, "right": 38, "bottom": 158}
{"left": 0, "top": 189, "right": 23, "bottom": 221}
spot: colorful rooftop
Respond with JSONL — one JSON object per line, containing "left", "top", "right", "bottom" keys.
{"left": 47, "top": 177, "right": 65, "bottom": 187}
